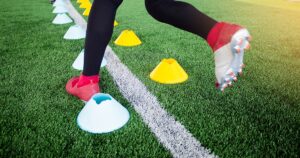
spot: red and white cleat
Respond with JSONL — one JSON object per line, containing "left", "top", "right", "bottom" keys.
{"left": 66, "top": 75, "right": 100, "bottom": 102}
{"left": 207, "top": 22, "right": 251, "bottom": 91}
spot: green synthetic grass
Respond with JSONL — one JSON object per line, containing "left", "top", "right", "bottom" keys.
{"left": 236, "top": 0, "right": 300, "bottom": 11}
{"left": 1, "top": 0, "right": 300, "bottom": 157}
{"left": 0, "top": 0, "right": 171, "bottom": 157}
{"left": 81, "top": 0, "right": 299, "bottom": 157}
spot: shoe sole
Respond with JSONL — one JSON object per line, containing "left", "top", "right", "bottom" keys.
{"left": 231, "top": 29, "right": 251, "bottom": 75}
{"left": 219, "top": 29, "right": 251, "bottom": 91}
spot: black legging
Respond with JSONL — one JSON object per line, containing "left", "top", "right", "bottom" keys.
{"left": 83, "top": 0, "right": 217, "bottom": 76}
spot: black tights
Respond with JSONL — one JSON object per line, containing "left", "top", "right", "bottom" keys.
{"left": 83, "top": 0, "right": 217, "bottom": 76}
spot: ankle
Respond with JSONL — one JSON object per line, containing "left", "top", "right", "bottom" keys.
{"left": 206, "top": 22, "right": 225, "bottom": 50}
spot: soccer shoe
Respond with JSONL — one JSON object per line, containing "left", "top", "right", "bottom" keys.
{"left": 208, "top": 22, "right": 251, "bottom": 91}
{"left": 66, "top": 76, "right": 100, "bottom": 102}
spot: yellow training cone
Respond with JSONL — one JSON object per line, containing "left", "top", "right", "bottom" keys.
{"left": 83, "top": 7, "right": 91, "bottom": 16}
{"left": 150, "top": 58, "right": 188, "bottom": 84}
{"left": 114, "top": 30, "right": 142, "bottom": 47}
{"left": 78, "top": 0, "right": 89, "bottom": 4}
{"left": 79, "top": 1, "right": 91, "bottom": 9}
{"left": 114, "top": 20, "right": 118, "bottom": 27}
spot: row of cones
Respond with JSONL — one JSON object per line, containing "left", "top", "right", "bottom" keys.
{"left": 51, "top": 0, "right": 189, "bottom": 133}
{"left": 52, "top": 0, "right": 188, "bottom": 84}
{"left": 51, "top": 0, "right": 129, "bottom": 134}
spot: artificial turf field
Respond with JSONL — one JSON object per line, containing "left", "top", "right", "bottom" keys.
{"left": 1, "top": 0, "right": 300, "bottom": 157}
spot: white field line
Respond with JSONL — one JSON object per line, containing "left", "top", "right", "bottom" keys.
{"left": 64, "top": 1, "right": 218, "bottom": 157}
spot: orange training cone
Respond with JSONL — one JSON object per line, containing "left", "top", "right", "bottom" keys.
{"left": 150, "top": 58, "right": 188, "bottom": 84}
{"left": 114, "top": 30, "right": 142, "bottom": 47}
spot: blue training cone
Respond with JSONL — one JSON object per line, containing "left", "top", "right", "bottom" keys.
{"left": 77, "top": 93, "right": 130, "bottom": 134}
{"left": 64, "top": 25, "right": 86, "bottom": 40}
{"left": 72, "top": 49, "right": 107, "bottom": 70}
{"left": 52, "top": 13, "right": 73, "bottom": 24}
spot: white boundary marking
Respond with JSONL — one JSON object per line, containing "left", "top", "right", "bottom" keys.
{"left": 64, "top": 1, "right": 218, "bottom": 157}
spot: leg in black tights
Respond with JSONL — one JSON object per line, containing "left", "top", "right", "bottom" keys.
{"left": 83, "top": 0, "right": 123, "bottom": 76}
{"left": 145, "top": 0, "right": 217, "bottom": 39}
{"left": 83, "top": 0, "right": 217, "bottom": 76}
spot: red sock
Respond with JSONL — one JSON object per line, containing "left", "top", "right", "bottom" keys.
{"left": 206, "top": 22, "right": 243, "bottom": 52}
{"left": 77, "top": 74, "right": 99, "bottom": 87}
{"left": 206, "top": 22, "right": 225, "bottom": 51}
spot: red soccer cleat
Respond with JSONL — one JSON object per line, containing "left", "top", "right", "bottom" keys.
{"left": 66, "top": 75, "right": 100, "bottom": 102}
{"left": 207, "top": 22, "right": 252, "bottom": 91}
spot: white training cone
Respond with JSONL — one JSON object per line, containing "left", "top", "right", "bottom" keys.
{"left": 72, "top": 49, "right": 107, "bottom": 70}
{"left": 53, "top": 5, "right": 68, "bottom": 14}
{"left": 77, "top": 93, "right": 130, "bottom": 134}
{"left": 64, "top": 25, "right": 86, "bottom": 40}
{"left": 52, "top": 13, "right": 73, "bottom": 24}
{"left": 53, "top": 0, "right": 65, "bottom": 7}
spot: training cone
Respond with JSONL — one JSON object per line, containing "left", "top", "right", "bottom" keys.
{"left": 53, "top": 5, "right": 68, "bottom": 14}
{"left": 52, "top": 13, "right": 73, "bottom": 24}
{"left": 150, "top": 58, "right": 188, "bottom": 84}
{"left": 83, "top": 7, "right": 91, "bottom": 16}
{"left": 64, "top": 25, "right": 86, "bottom": 40}
{"left": 72, "top": 49, "right": 107, "bottom": 70}
{"left": 53, "top": 0, "right": 65, "bottom": 7}
{"left": 77, "top": 93, "right": 130, "bottom": 134}
{"left": 79, "top": 1, "right": 91, "bottom": 9}
{"left": 77, "top": 0, "right": 88, "bottom": 4}
{"left": 114, "top": 20, "right": 118, "bottom": 27}
{"left": 114, "top": 30, "right": 142, "bottom": 47}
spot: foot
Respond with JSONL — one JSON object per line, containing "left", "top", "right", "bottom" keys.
{"left": 207, "top": 22, "right": 251, "bottom": 91}
{"left": 66, "top": 75, "right": 100, "bottom": 102}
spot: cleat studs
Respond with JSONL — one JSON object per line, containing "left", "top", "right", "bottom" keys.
{"left": 234, "top": 45, "right": 241, "bottom": 53}
{"left": 238, "top": 69, "right": 243, "bottom": 76}
{"left": 220, "top": 83, "right": 229, "bottom": 91}
{"left": 245, "top": 42, "right": 251, "bottom": 50}
{"left": 230, "top": 72, "right": 236, "bottom": 77}
{"left": 229, "top": 72, "right": 235, "bottom": 76}
{"left": 237, "top": 38, "right": 243, "bottom": 45}
{"left": 247, "top": 36, "right": 252, "bottom": 41}
{"left": 233, "top": 76, "right": 238, "bottom": 81}
{"left": 227, "top": 69, "right": 234, "bottom": 75}
{"left": 228, "top": 82, "right": 233, "bottom": 87}
{"left": 222, "top": 84, "right": 228, "bottom": 91}
{"left": 223, "top": 83, "right": 228, "bottom": 88}
{"left": 215, "top": 82, "right": 220, "bottom": 88}
{"left": 224, "top": 78, "right": 229, "bottom": 83}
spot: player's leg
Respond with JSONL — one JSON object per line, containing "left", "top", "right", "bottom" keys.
{"left": 66, "top": 0, "right": 123, "bottom": 101}
{"left": 145, "top": 0, "right": 217, "bottom": 39}
{"left": 145, "top": 0, "right": 251, "bottom": 91}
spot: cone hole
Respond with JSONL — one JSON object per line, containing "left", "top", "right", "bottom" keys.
{"left": 93, "top": 94, "right": 112, "bottom": 104}
{"left": 164, "top": 59, "right": 175, "bottom": 64}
